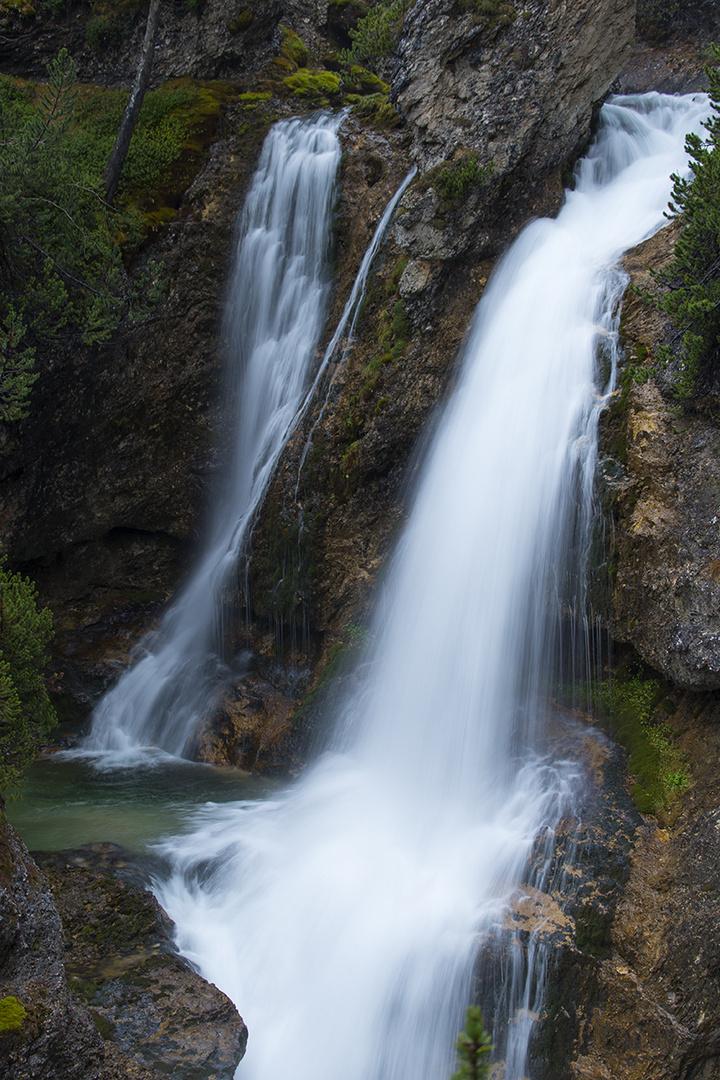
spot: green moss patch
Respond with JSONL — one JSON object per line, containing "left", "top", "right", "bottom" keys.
{"left": 282, "top": 69, "right": 342, "bottom": 100}
{"left": 280, "top": 26, "right": 309, "bottom": 67}
{"left": 0, "top": 996, "right": 26, "bottom": 1035}
{"left": 591, "top": 663, "right": 689, "bottom": 816}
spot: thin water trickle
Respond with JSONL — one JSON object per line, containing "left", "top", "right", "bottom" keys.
{"left": 150, "top": 93, "right": 710, "bottom": 1080}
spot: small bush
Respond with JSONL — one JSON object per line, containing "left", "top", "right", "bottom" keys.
{"left": 350, "top": 91, "right": 401, "bottom": 128}
{"left": 451, "top": 1005, "right": 492, "bottom": 1080}
{"left": 341, "top": 0, "right": 412, "bottom": 66}
{"left": 436, "top": 154, "right": 493, "bottom": 200}
{"left": 0, "top": 557, "right": 57, "bottom": 796}
{"left": 85, "top": 15, "right": 121, "bottom": 52}
{"left": 636, "top": 0, "right": 679, "bottom": 41}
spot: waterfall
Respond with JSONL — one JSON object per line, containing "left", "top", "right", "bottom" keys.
{"left": 153, "top": 92, "right": 710, "bottom": 1080}
{"left": 85, "top": 114, "right": 344, "bottom": 756}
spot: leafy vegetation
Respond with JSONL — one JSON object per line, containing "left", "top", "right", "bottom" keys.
{"left": 349, "top": 91, "right": 401, "bottom": 128}
{"left": 341, "top": 0, "right": 413, "bottom": 66}
{"left": 451, "top": 1006, "right": 493, "bottom": 1080}
{"left": 85, "top": 14, "right": 121, "bottom": 52}
{"left": 653, "top": 45, "right": 720, "bottom": 400}
{"left": 0, "top": 558, "right": 57, "bottom": 797}
{"left": 0, "top": 51, "right": 231, "bottom": 420}
{"left": 591, "top": 663, "right": 688, "bottom": 815}
{"left": 436, "top": 154, "right": 494, "bottom": 201}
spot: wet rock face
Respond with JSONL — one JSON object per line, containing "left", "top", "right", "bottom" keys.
{"left": 0, "top": 823, "right": 152, "bottom": 1080}
{"left": 562, "top": 692, "right": 720, "bottom": 1080}
{"left": 29, "top": 841, "right": 248, "bottom": 1080}
{"left": 393, "top": 0, "right": 635, "bottom": 173}
{"left": 468, "top": 716, "right": 641, "bottom": 1078}
{"left": 607, "top": 228, "right": 720, "bottom": 691}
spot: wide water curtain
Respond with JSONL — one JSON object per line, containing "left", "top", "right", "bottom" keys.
{"left": 86, "top": 115, "right": 343, "bottom": 758}
{"left": 156, "top": 93, "right": 710, "bottom": 1080}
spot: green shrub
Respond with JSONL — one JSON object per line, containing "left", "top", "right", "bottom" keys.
{"left": 653, "top": 44, "right": 720, "bottom": 401}
{"left": 85, "top": 15, "right": 121, "bottom": 52}
{"left": 451, "top": 1005, "right": 492, "bottom": 1080}
{"left": 0, "top": 54, "right": 201, "bottom": 421}
{"left": 636, "top": 0, "right": 680, "bottom": 41}
{"left": 0, "top": 558, "right": 57, "bottom": 797}
{"left": 341, "top": 0, "right": 412, "bottom": 66}
{"left": 350, "top": 91, "right": 401, "bottom": 128}
{"left": 436, "top": 154, "right": 494, "bottom": 200}
{"left": 0, "top": 53, "right": 133, "bottom": 418}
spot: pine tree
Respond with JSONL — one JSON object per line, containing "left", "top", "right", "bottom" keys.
{"left": 450, "top": 1005, "right": 493, "bottom": 1080}
{"left": 655, "top": 45, "right": 720, "bottom": 399}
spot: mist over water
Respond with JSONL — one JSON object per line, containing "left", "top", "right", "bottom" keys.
{"left": 150, "top": 93, "right": 710, "bottom": 1080}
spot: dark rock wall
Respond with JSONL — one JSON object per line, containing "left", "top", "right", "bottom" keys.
{"left": 393, "top": 0, "right": 635, "bottom": 172}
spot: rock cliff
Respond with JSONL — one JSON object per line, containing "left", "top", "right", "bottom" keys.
{"left": 0, "top": 820, "right": 247, "bottom": 1079}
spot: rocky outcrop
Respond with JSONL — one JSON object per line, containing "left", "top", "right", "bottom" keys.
{"left": 393, "top": 0, "right": 635, "bottom": 172}
{"left": 0, "top": 824, "right": 247, "bottom": 1080}
{"left": 0, "top": 0, "right": 325, "bottom": 86}
{"left": 37, "top": 843, "right": 248, "bottom": 1080}
{"left": 604, "top": 227, "right": 720, "bottom": 691}
{"left": 547, "top": 690, "right": 720, "bottom": 1080}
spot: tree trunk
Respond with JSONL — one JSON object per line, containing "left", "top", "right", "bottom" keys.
{"left": 103, "top": 0, "right": 162, "bottom": 205}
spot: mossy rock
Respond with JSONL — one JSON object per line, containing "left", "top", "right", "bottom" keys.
{"left": 0, "top": 996, "right": 26, "bottom": 1035}
{"left": 226, "top": 7, "right": 253, "bottom": 34}
{"left": 272, "top": 54, "right": 297, "bottom": 74}
{"left": 240, "top": 91, "right": 271, "bottom": 104}
{"left": 347, "top": 64, "right": 390, "bottom": 94}
{"left": 351, "top": 92, "right": 401, "bottom": 129}
{"left": 283, "top": 69, "right": 342, "bottom": 99}
{"left": 280, "top": 26, "right": 309, "bottom": 67}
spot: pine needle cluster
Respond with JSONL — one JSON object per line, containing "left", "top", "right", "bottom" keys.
{"left": 655, "top": 45, "right": 720, "bottom": 399}
{"left": 451, "top": 1005, "right": 493, "bottom": 1080}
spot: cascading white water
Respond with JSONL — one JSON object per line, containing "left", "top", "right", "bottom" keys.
{"left": 155, "top": 93, "right": 710, "bottom": 1080}
{"left": 85, "top": 114, "right": 344, "bottom": 756}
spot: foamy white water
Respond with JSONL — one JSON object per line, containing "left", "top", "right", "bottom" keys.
{"left": 85, "top": 114, "right": 344, "bottom": 756}
{"left": 155, "top": 93, "right": 709, "bottom": 1080}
